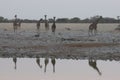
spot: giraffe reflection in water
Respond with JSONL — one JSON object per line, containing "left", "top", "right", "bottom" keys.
{"left": 51, "top": 58, "right": 56, "bottom": 73}
{"left": 44, "top": 58, "right": 49, "bottom": 72}
{"left": 13, "top": 57, "right": 17, "bottom": 70}
{"left": 11, "top": 57, "right": 101, "bottom": 75}
{"left": 44, "top": 58, "right": 56, "bottom": 73}
{"left": 88, "top": 59, "right": 102, "bottom": 75}
{"left": 36, "top": 57, "right": 42, "bottom": 68}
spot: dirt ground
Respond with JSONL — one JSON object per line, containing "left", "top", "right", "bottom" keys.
{"left": 0, "top": 23, "right": 120, "bottom": 60}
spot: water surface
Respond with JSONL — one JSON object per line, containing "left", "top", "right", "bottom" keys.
{"left": 0, "top": 58, "right": 120, "bottom": 80}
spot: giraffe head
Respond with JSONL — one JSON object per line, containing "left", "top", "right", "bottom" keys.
{"left": 14, "top": 15, "right": 17, "bottom": 19}
{"left": 40, "top": 18, "right": 43, "bottom": 21}
{"left": 96, "top": 16, "right": 102, "bottom": 23}
{"left": 53, "top": 17, "right": 56, "bottom": 20}
{"left": 99, "top": 16, "right": 102, "bottom": 19}
{"left": 44, "top": 15, "right": 47, "bottom": 18}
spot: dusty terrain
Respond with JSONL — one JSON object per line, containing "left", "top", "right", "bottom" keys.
{"left": 0, "top": 23, "right": 120, "bottom": 60}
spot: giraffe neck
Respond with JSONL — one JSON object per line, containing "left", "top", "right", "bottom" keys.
{"left": 45, "top": 18, "right": 46, "bottom": 22}
{"left": 53, "top": 17, "right": 56, "bottom": 24}
{"left": 53, "top": 20, "right": 55, "bottom": 24}
{"left": 45, "top": 15, "right": 47, "bottom": 21}
{"left": 93, "top": 17, "right": 101, "bottom": 25}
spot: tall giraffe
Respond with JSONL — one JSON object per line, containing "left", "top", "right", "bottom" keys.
{"left": 89, "top": 16, "right": 102, "bottom": 35}
{"left": 44, "top": 15, "right": 49, "bottom": 31}
{"left": 13, "top": 15, "right": 18, "bottom": 32}
{"left": 36, "top": 18, "right": 42, "bottom": 33}
{"left": 13, "top": 15, "right": 21, "bottom": 32}
{"left": 51, "top": 17, "right": 56, "bottom": 34}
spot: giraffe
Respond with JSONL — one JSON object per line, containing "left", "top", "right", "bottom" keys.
{"left": 44, "top": 15, "right": 49, "bottom": 31}
{"left": 88, "top": 16, "right": 102, "bottom": 35}
{"left": 13, "top": 15, "right": 21, "bottom": 32}
{"left": 13, "top": 15, "right": 18, "bottom": 32}
{"left": 51, "top": 58, "right": 56, "bottom": 73}
{"left": 36, "top": 18, "right": 42, "bottom": 33}
{"left": 51, "top": 17, "right": 56, "bottom": 34}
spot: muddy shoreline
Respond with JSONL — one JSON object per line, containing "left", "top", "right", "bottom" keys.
{"left": 0, "top": 42, "right": 120, "bottom": 61}
{"left": 1, "top": 51, "right": 120, "bottom": 61}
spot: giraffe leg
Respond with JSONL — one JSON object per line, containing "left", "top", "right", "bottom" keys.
{"left": 91, "top": 30, "right": 93, "bottom": 36}
{"left": 88, "top": 29, "right": 93, "bottom": 36}
{"left": 88, "top": 30, "right": 91, "bottom": 36}
{"left": 13, "top": 27, "right": 15, "bottom": 32}
{"left": 94, "top": 29, "right": 97, "bottom": 35}
{"left": 90, "top": 30, "right": 93, "bottom": 36}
